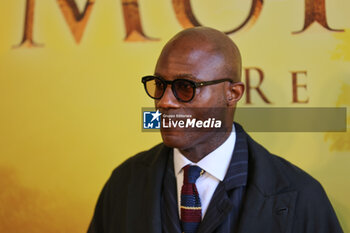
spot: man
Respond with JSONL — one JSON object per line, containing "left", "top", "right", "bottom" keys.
{"left": 87, "top": 27, "right": 343, "bottom": 233}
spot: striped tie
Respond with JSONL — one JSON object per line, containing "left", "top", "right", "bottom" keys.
{"left": 180, "top": 165, "right": 204, "bottom": 233}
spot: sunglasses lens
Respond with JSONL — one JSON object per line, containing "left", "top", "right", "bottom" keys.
{"left": 173, "top": 80, "right": 195, "bottom": 102}
{"left": 145, "top": 77, "right": 165, "bottom": 99}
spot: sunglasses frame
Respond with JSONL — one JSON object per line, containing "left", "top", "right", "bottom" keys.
{"left": 142, "top": 75, "right": 233, "bottom": 102}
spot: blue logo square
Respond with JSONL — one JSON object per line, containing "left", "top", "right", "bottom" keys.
{"left": 143, "top": 110, "right": 161, "bottom": 129}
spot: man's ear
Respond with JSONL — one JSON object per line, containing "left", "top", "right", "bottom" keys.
{"left": 226, "top": 82, "right": 244, "bottom": 106}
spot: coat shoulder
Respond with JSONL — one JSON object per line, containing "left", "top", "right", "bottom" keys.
{"left": 270, "top": 153, "right": 323, "bottom": 191}
{"left": 246, "top": 132, "right": 323, "bottom": 194}
{"left": 109, "top": 143, "right": 168, "bottom": 181}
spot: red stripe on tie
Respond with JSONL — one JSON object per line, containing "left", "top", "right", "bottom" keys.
{"left": 180, "top": 209, "right": 202, "bottom": 222}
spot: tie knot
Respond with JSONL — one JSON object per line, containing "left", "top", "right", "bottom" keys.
{"left": 183, "top": 165, "right": 203, "bottom": 184}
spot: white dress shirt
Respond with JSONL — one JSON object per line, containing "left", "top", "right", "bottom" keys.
{"left": 173, "top": 124, "right": 236, "bottom": 218}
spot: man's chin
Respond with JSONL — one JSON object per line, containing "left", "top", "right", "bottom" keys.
{"left": 160, "top": 130, "right": 186, "bottom": 148}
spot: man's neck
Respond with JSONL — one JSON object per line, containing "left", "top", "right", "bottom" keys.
{"left": 179, "top": 130, "right": 231, "bottom": 163}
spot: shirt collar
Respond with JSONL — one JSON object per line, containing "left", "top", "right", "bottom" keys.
{"left": 173, "top": 124, "right": 236, "bottom": 181}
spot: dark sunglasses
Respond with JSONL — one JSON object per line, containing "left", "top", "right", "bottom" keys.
{"left": 141, "top": 75, "right": 233, "bottom": 102}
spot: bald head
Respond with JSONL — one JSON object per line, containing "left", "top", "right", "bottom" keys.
{"left": 156, "top": 27, "right": 242, "bottom": 82}
{"left": 153, "top": 27, "right": 245, "bottom": 159}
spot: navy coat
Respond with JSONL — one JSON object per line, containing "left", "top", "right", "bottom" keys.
{"left": 87, "top": 125, "right": 343, "bottom": 233}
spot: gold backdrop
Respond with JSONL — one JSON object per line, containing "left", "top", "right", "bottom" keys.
{"left": 0, "top": 0, "right": 349, "bottom": 232}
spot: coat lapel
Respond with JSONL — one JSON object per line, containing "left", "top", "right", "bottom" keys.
{"left": 196, "top": 183, "right": 237, "bottom": 233}
{"left": 197, "top": 124, "right": 249, "bottom": 233}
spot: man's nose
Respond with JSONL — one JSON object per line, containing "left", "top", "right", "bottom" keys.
{"left": 156, "top": 85, "right": 180, "bottom": 109}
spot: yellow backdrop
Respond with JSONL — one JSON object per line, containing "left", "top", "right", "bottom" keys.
{"left": 0, "top": 0, "right": 349, "bottom": 232}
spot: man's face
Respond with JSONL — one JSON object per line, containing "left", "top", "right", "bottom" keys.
{"left": 154, "top": 40, "right": 231, "bottom": 151}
